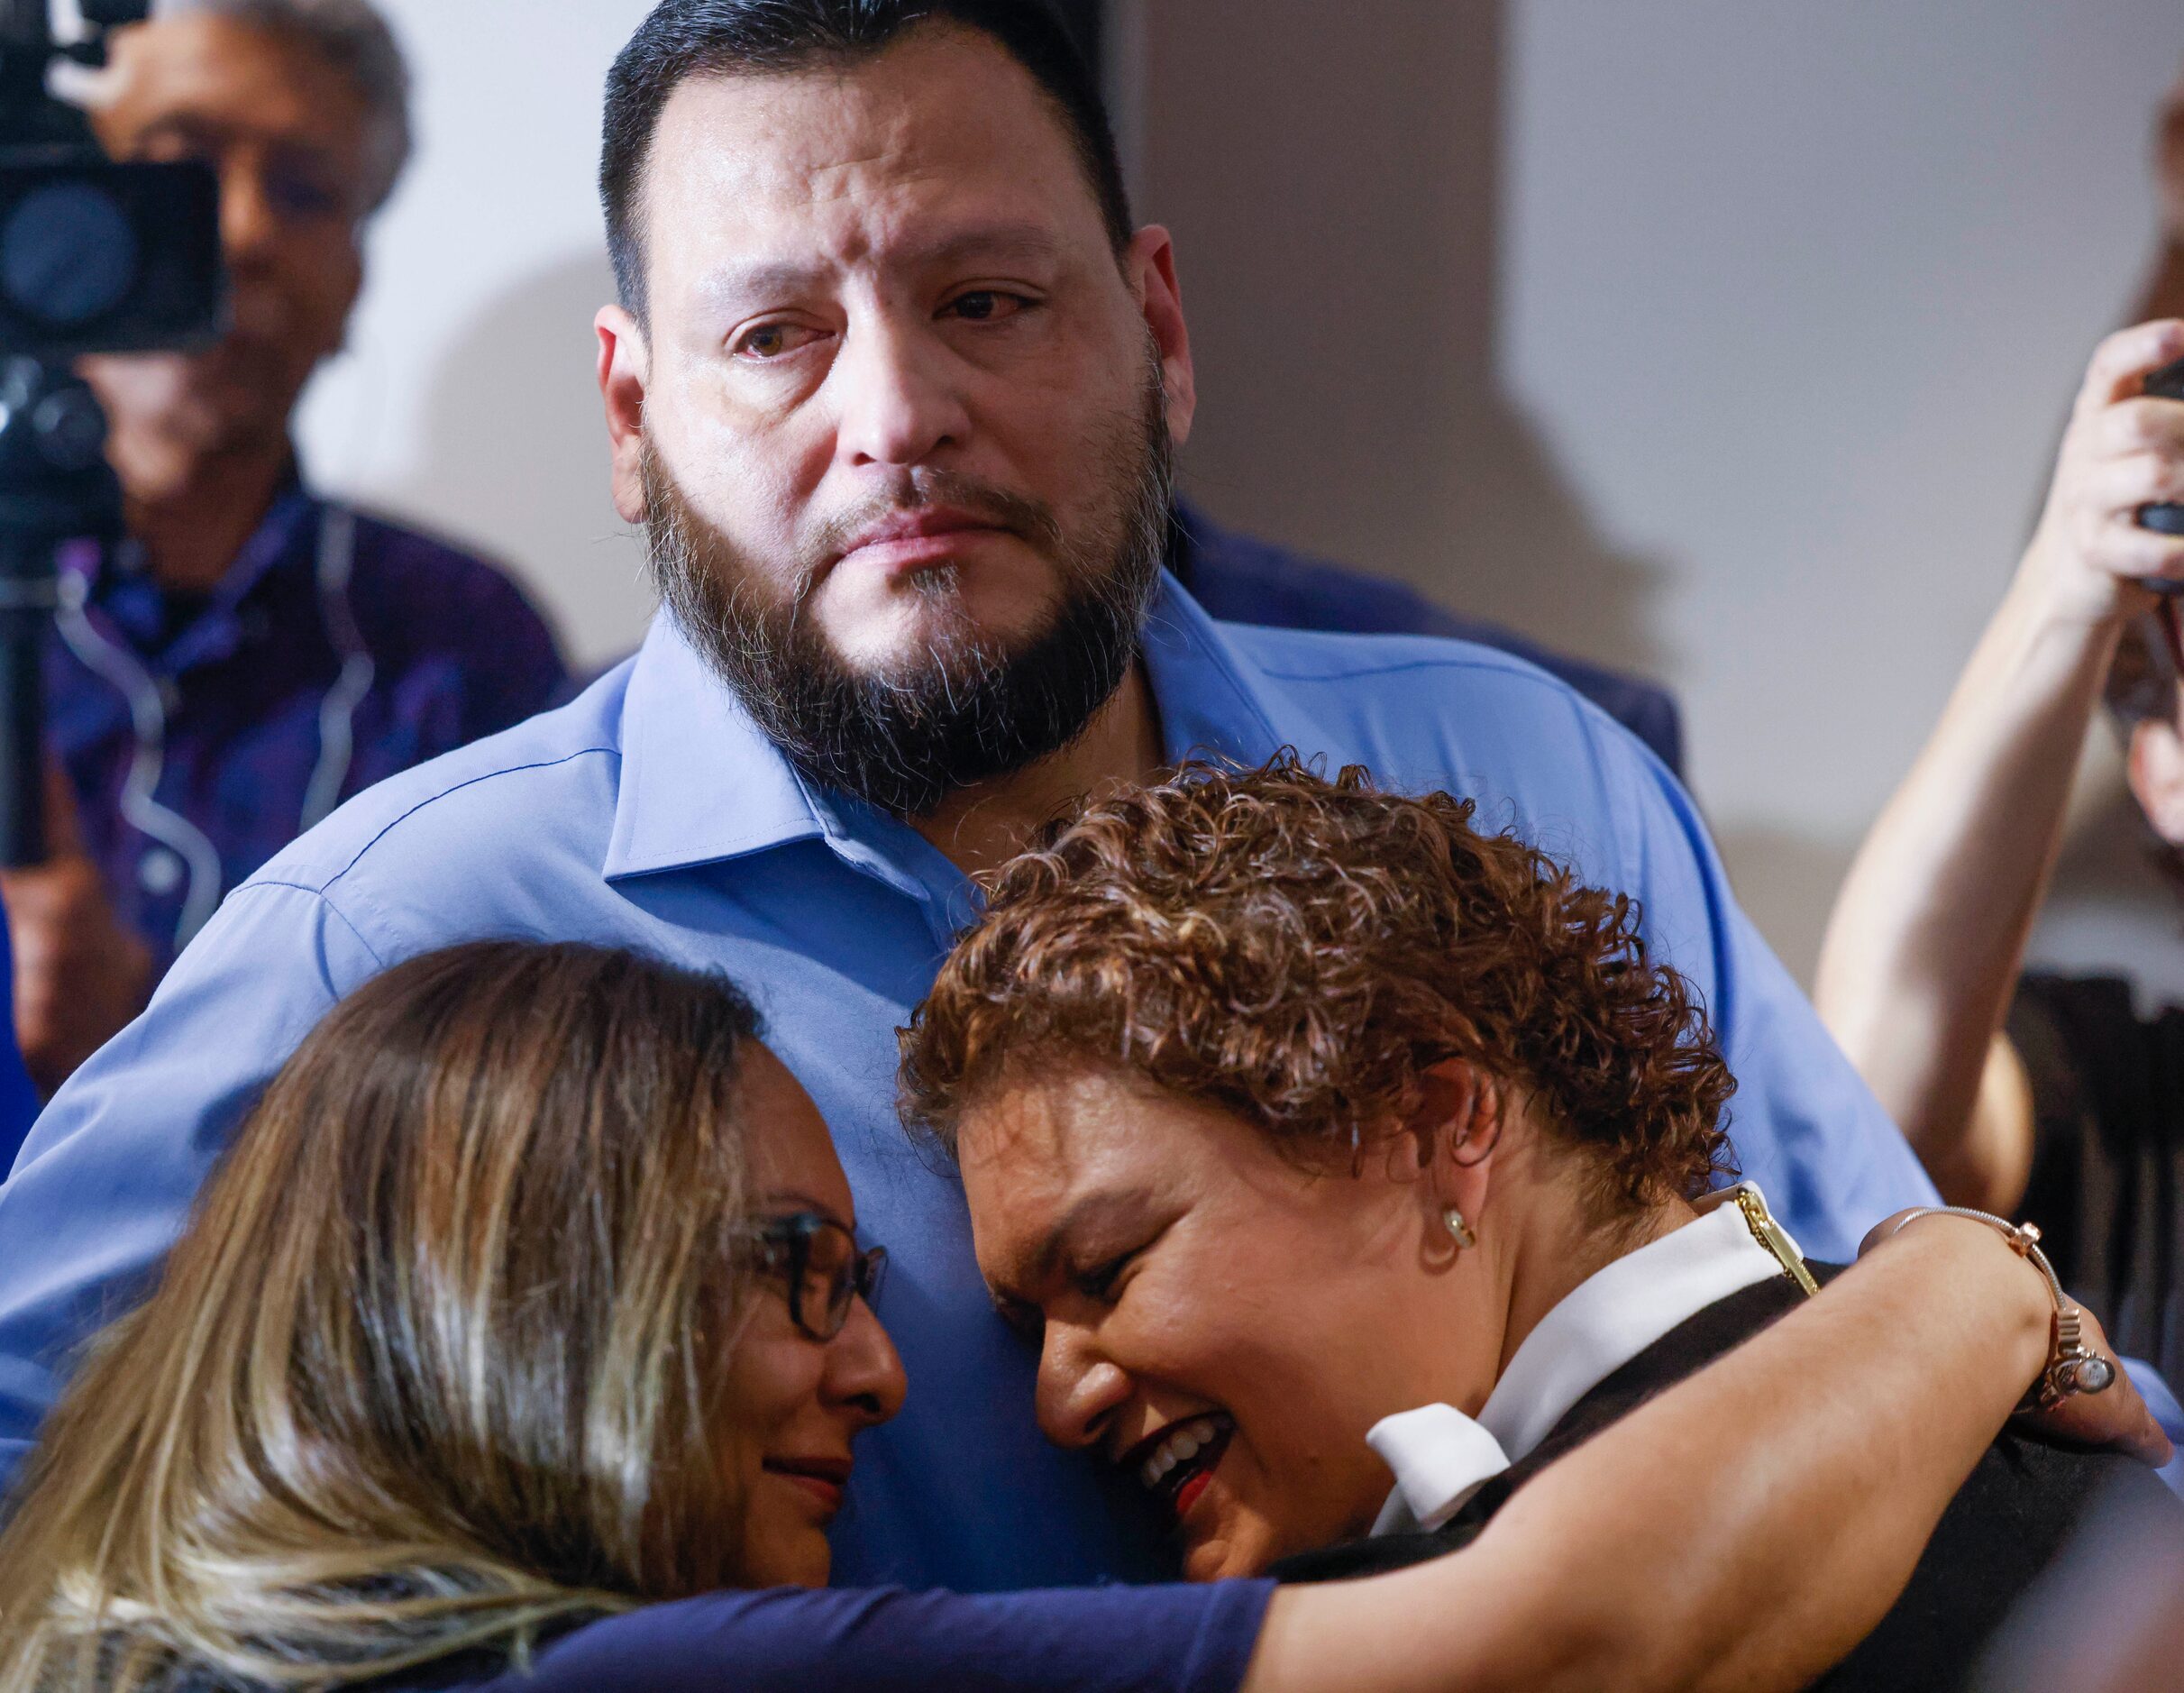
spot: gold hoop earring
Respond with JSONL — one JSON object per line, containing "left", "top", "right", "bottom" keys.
{"left": 1444, "top": 1206, "right": 1477, "bottom": 1250}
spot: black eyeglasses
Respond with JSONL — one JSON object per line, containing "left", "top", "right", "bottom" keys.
{"left": 754, "top": 1212, "right": 888, "bottom": 1341}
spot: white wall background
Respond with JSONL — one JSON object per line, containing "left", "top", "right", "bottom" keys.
{"left": 294, "top": 0, "right": 659, "bottom": 672}
{"left": 1138, "top": 0, "right": 2184, "bottom": 984}
{"left": 292, "top": 1, "right": 2184, "bottom": 983}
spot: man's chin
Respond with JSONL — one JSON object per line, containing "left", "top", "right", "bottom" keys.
{"left": 817, "top": 585, "right": 1062, "bottom": 675}
{"left": 87, "top": 349, "right": 289, "bottom": 463}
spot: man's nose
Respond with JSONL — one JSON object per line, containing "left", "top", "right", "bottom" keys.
{"left": 1035, "top": 1322, "right": 1131, "bottom": 1453}
{"left": 218, "top": 159, "right": 279, "bottom": 268}
{"left": 829, "top": 316, "right": 972, "bottom": 471}
{"left": 822, "top": 1293, "right": 908, "bottom": 1429}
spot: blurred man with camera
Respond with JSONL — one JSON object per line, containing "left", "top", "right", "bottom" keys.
{"left": 0, "top": 0, "right": 567, "bottom": 1094}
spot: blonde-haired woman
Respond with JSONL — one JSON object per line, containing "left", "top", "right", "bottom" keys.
{"left": 0, "top": 940, "right": 2160, "bottom": 1693}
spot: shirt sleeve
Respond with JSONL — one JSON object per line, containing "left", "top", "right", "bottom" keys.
{"left": 1572, "top": 701, "right": 1942, "bottom": 1260}
{"left": 0, "top": 880, "right": 382, "bottom": 1488}
{"left": 460, "top": 1581, "right": 1275, "bottom": 1693}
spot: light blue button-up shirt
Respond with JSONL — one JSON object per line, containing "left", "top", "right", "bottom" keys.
{"left": 0, "top": 575, "right": 1942, "bottom": 1588}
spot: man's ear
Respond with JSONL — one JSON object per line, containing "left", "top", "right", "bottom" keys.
{"left": 597, "top": 304, "right": 652, "bottom": 525}
{"left": 1124, "top": 225, "right": 1196, "bottom": 449}
{"left": 1410, "top": 1058, "right": 1503, "bottom": 1241}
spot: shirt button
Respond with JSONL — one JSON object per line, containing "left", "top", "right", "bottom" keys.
{"left": 137, "top": 847, "right": 184, "bottom": 897}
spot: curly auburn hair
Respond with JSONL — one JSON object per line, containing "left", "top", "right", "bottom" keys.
{"left": 900, "top": 755, "right": 1737, "bottom": 1213}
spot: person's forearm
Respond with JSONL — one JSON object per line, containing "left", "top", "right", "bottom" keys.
{"left": 1244, "top": 1221, "right": 2056, "bottom": 1693}
{"left": 1814, "top": 565, "right": 2120, "bottom": 1194}
{"left": 1817, "top": 312, "right": 2184, "bottom": 1203}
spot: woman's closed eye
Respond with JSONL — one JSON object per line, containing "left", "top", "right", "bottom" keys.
{"left": 1074, "top": 1248, "right": 1140, "bottom": 1304}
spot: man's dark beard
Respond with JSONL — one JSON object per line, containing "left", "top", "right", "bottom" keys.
{"left": 642, "top": 380, "right": 1171, "bottom": 820}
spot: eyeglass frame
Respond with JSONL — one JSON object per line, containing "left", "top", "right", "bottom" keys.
{"left": 752, "top": 1211, "right": 888, "bottom": 1342}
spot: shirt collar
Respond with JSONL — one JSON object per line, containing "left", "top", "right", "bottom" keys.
{"left": 602, "top": 611, "right": 826, "bottom": 880}
{"left": 1366, "top": 1183, "right": 1806, "bottom": 1535}
{"left": 1138, "top": 568, "right": 1289, "bottom": 768}
{"left": 602, "top": 569, "right": 1287, "bottom": 883}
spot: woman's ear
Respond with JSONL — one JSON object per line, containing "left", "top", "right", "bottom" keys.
{"left": 1410, "top": 1058, "right": 1503, "bottom": 1251}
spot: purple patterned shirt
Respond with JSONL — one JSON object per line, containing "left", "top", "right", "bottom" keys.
{"left": 45, "top": 476, "right": 568, "bottom": 967}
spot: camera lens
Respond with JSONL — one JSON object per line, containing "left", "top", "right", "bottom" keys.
{"left": 0, "top": 183, "right": 138, "bottom": 327}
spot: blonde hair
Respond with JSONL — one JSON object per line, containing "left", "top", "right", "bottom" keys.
{"left": 0, "top": 941, "right": 767, "bottom": 1691}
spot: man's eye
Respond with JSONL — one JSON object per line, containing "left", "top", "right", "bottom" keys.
{"left": 944, "top": 290, "right": 1028, "bottom": 325}
{"left": 265, "top": 168, "right": 343, "bottom": 223}
{"left": 733, "top": 322, "right": 821, "bottom": 361}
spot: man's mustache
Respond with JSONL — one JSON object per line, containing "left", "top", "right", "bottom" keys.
{"left": 807, "top": 471, "right": 1066, "bottom": 570}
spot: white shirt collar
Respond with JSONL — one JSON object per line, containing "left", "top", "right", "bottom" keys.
{"left": 1366, "top": 1184, "right": 1807, "bottom": 1535}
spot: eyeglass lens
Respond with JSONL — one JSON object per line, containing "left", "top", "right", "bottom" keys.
{"left": 764, "top": 1213, "right": 885, "bottom": 1341}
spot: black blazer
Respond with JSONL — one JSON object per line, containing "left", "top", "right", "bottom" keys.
{"left": 1270, "top": 1267, "right": 2181, "bottom": 1690}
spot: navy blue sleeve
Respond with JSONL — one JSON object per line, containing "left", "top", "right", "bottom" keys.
{"left": 451, "top": 1581, "right": 1274, "bottom": 1693}
{"left": 1170, "top": 502, "right": 1687, "bottom": 777}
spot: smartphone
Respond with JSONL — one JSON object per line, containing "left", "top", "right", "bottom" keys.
{"left": 2141, "top": 355, "right": 2184, "bottom": 543}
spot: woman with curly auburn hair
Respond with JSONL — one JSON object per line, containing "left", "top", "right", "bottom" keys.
{"left": 902, "top": 755, "right": 2183, "bottom": 1690}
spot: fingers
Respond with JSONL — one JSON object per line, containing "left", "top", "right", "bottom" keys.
{"left": 2039, "top": 447, "right": 2184, "bottom": 587}
{"left": 2033, "top": 334, "right": 2184, "bottom": 610}
{"left": 0, "top": 855, "right": 151, "bottom": 1092}
{"left": 2087, "top": 449, "right": 2184, "bottom": 510}
{"left": 2075, "top": 458, "right": 2184, "bottom": 581}
{"left": 2038, "top": 1312, "right": 2176, "bottom": 1466}
{"left": 2134, "top": 1405, "right": 2175, "bottom": 1468}
{"left": 2092, "top": 396, "right": 2184, "bottom": 461}
{"left": 2078, "top": 319, "right": 2184, "bottom": 416}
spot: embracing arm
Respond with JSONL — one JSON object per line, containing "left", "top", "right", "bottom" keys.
{"left": 1244, "top": 1216, "right": 2163, "bottom": 1693}
{"left": 1814, "top": 321, "right": 2184, "bottom": 1213}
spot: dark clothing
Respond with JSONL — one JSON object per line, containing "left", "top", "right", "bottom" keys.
{"left": 382, "top": 1578, "right": 1274, "bottom": 1693}
{"left": 1169, "top": 502, "right": 1686, "bottom": 776}
{"left": 1273, "top": 1267, "right": 2178, "bottom": 1691}
{"left": 46, "top": 476, "right": 568, "bottom": 965}
{"left": 2011, "top": 973, "right": 2184, "bottom": 1390}
{"left": 0, "top": 908, "right": 39, "bottom": 1169}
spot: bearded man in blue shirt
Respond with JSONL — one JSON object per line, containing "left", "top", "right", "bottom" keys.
{"left": 0, "top": 0, "right": 1975, "bottom": 1588}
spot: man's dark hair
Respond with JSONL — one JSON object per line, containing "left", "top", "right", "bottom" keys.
{"left": 600, "top": 0, "right": 1132, "bottom": 320}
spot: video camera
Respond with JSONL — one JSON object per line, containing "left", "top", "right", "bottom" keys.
{"left": 0, "top": 0, "right": 223, "bottom": 865}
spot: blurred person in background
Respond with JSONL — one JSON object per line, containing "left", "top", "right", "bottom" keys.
{"left": 1814, "top": 75, "right": 2184, "bottom": 1397}
{"left": 0, "top": 0, "right": 567, "bottom": 1096}
{"left": 0, "top": 911, "right": 44, "bottom": 1172}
